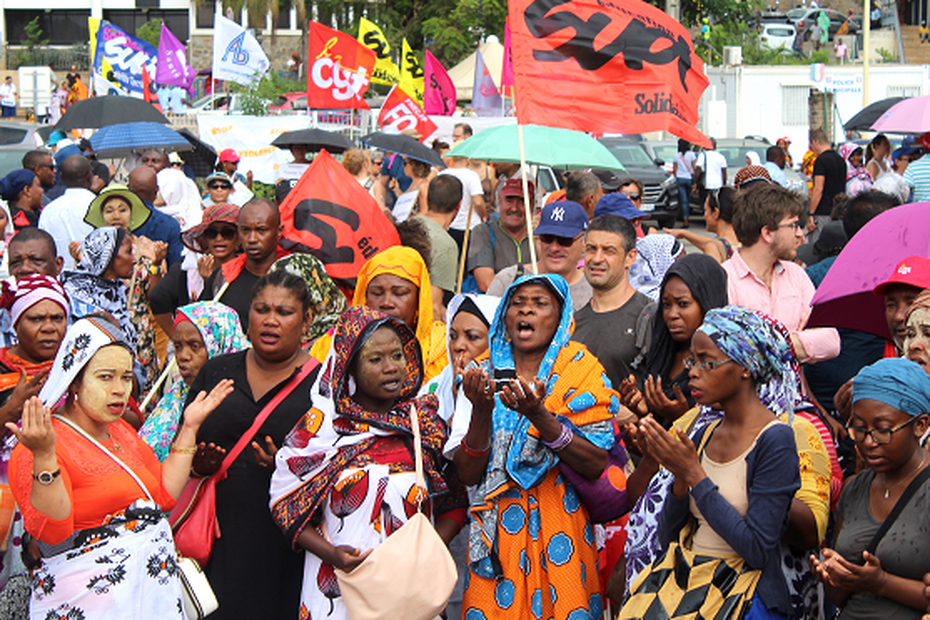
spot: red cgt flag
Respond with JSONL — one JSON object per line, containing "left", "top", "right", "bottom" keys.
{"left": 279, "top": 151, "right": 399, "bottom": 286}
{"left": 509, "top": 0, "right": 711, "bottom": 147}
{"left": 307, "top": 21, "right": 377, "bottom": 110}
{"left": 378, "top": 85, "right": 438, "bottom": 141}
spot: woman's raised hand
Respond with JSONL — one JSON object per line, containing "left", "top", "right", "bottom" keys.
{"left": 6, "top": 396, "right": 55, "bottom": 456}
{"left": 638, "top": 416, "right": 703, "bottom": 487}
{"left": 499, "top": 376, "right": 547, "bottom": 420}
{"left": 251, "top": 435, "right": 279, "bottom": 470}
{"left": 618, "top": 375, "right": 649, "bottom": 417}
{"left": 461, "top": 366, "right": 494, "bottom": 415}
{"left": 811, "top": 548, "right": 888, "bottom": 593}
{"left": 182, "top": 379, "right": 234, "bottom": 429}
{"left": 192, "top": 442, "right": 227, "bottom": 477}
{"left": 643, "top": 375, "right": 690, "bottom": 422}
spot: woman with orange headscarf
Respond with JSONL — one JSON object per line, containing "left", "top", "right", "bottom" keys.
{"left": 310, "top": 246, "right": 448, "bottom": 381}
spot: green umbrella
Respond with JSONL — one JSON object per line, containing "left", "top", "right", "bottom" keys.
{"left": 445, "top": 124, "right": 625, "bottom": 171}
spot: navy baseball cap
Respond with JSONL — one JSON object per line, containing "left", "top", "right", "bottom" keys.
{"left": 594, "top": 192, "right": 644, "bottom": 220}
{"left": 534, "top": 200, "right": 589, "bottom": 237}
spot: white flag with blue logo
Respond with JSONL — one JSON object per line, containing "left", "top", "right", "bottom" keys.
{"left": 212, "top": 14, "right": 270, "bottom": 85}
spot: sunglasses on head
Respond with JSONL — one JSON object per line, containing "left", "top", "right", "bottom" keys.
{"left": 202, "top": 226, "right": 237, "bottom": 240}
{"left": 538, "top": 234, "right": 579, "bottom": 247}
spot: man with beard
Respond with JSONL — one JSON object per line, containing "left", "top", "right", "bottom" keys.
{"left": 466, "top": 178, "right": 535, "bottom": 292}
{"left": 487, "top": 200, "right": 592, "bottom": 312}
{"left": 722, "top": 184, "right": 839, "bottom": 363}
{"left": 200, "top": 198, "right": 287, "bottom": 332}
{"left": 572, "top": 214, "right": 651, "bottom": 390}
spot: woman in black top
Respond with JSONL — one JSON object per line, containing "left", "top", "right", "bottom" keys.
{"left": 184, "top": 268, "right": 319, "bottom": 620}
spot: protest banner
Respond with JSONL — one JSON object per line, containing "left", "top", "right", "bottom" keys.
{"left": 197, "top": 115, "right": 311, "bottom": 185}
{"left": 400, "top": 39, "right": 425, "bottom": 106}
{"left": 378, "top": 85, "right": 438, "bottom": 138}
{"left": 508, "top": 0, "right": 711, "bottom": 146}
{"left": 308, "top": 21, "right": 376, "bottom": 110}
{"left": 357, "top": 18, "right": 400, "bottom": 86}
{"left": 92, "top": 19, "right": 158, "bottom": 98}
{"left": 472, "top": 49, "right": 503, "bottom": 116}
{"left": 157, "top": 23, "right": 196, "bottom": 94}
{"left": 213, "top": 14, "right": 270, "bottom": 86}
{"left": 501, "top": 22, "right": 514, "bottom": 97}
{"left": 279, "top": 151, "right": 399, "bottom": 285}
{"left": 424, "top": 51, "right": 456, "bottom": 116}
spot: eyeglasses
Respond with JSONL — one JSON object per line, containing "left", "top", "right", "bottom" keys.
{"left": 627, "top": 193, "right": 641, "bottom": 200}
{"left": 201, "top": 226, "right": 237, "bottom": 240}
{"left": 777, "top": 221, "right": 804, "bottom": 231}
{"left": 538, "top": 233, "right": 581, "bottom": 247}
{"left": 683, "top": 357, "right": 734, "bottom": 372}
{"left": 35, "top": 163, "right": 55, "bottom": 170}
{"left": 208, "top": 183, "right": 232, "bottom": 190}
{"left": 847, "top": 417, "right": 918, "bottom": 445}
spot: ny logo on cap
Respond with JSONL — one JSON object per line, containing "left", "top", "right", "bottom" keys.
{"left": 899, "top": 265, "right": 912, "bottom": 275}
{"left": 551, "top": 206, "right": 565, "bottom": 221}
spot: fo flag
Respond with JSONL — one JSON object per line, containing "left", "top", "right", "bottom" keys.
{"left": 358, "top": 18, "right": 400, "bottom": 86}
{"left": 308, "top": 21, "right": 376, "bottom": 110}
{"left": 378, "top": 86, "right": 438, "bottom": 139}
{"left": 509, "top": 0, "right": 711, "bottom": 147}
{"left": 279, "top": 151, "right": 399, "bottom": 284}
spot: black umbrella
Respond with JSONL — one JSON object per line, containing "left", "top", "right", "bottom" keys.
{"left": 54, "top": 95, "right": 170, "bottom": 131}
{"left": 176, "top": 128, "right": 218, "bottom": 177}
{"left": 844, "top": 97, "right": 905, "bottom": 131}
{"left": 271, "top": 128, "right": 355, "bottom": 153}
{"left": 361, "top": 132, "right": 445, "bottom": 168}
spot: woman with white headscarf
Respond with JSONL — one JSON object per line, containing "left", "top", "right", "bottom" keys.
{"left": 628, "top": 233, "right": 685, "bottom": 302}
{"left": 155, "top": 168, "right": 202, "bottom": 230}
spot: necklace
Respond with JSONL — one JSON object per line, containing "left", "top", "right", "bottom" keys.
{"left": 882, "top": 453, "right": 926, "bottom": 499}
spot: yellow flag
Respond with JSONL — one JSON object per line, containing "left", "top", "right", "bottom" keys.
{"left": 358, "top": 18, "right": 400, "bottom": 86}
{"left": 399, "top": 38, "right": 424, "bottom": 107}
{"left": 88, "top": 17, "right": 120, "bottom": 95}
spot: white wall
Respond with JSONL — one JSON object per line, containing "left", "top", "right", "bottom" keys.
{"left": 701, "top": 63, "right": 930, "bottom": 151}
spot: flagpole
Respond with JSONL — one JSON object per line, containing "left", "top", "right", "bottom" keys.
{"left": 517, "top": 123, "right": 537, "bottom": 273}
{"left": 456, "top": 200, "right": 476, "bottom": 294}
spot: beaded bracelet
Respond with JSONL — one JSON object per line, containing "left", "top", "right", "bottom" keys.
{"left": 542, "top": 424, "right": 573, "bottom": 452}
{"left": 460, "top": 437, "right": 491, "bottom": 458}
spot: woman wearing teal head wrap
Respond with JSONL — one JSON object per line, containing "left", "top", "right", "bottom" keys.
{"left": 812, "top": 357, "right": 930, "bottom": 620}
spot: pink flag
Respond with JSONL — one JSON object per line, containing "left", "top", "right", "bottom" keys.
{"left": 501, "top": 22, "right": 514, "bottom": 97}
{"left": 424, "top": 50, "right": 456, "bottom": 116}
{"left": 156, "top": 23, "right": 195, "bottom": 91}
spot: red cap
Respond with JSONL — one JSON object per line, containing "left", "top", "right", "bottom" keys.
{"left": 873, "top": 255, "right": 930, "bottom": 295}
{"left": 218, "top": 148, "right": 240, "bottom": 163}
{"left": 500, "top": 178, "right": 535, "bottom": 199}
{"left": 777, "top": 136, "right": 791, "bottom": 144}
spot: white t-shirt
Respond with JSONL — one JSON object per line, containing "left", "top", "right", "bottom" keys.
{"left": 0, "top": 83, "right": 16, "bottom": 107}
{"left": 697, "top": 150, "right": 728, "bottom": 189}
{"left": 673, "top": 151, "right": 696, "bottom": 180}
{"left": 440, "top": 167, "right": 484, "bottom": 231}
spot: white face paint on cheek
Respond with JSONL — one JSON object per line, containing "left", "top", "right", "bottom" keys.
{"left": 76, "top": 347, "right": 132, "bottom": 424}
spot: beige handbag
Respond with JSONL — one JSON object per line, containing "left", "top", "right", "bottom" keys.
{"left": 334, "top": 405, "right": 457, "bottom": 620}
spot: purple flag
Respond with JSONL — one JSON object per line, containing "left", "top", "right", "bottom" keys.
{"left": 472, "top": 49, "right": 502, "bottom": 117}
{"left": 156, "top": 23, "right": 195, "bottom": 91}
{"left": 424, "top": 50, "right": 456, "bottom": 116}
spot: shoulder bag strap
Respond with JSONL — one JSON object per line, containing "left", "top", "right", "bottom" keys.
{"left": 864, "top": 464, "right": 930, "bottom": 557}
{"left": 215, "top": 358, "right": 320, "bottom": 479}
{"left": 52, "top": 415, "right": 154, "bottom": 502}
{"left": 407, "top": 404, "right": 426, "bottom": 512}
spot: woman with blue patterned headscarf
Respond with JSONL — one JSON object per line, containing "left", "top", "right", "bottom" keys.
{"left": 454, "top": 273, "right": 621, "bottom": 620}
{"left": 623, "top": 305, "right": 802, "bottom": 620}
{"left": 812, "top": 358, "right": 930, "bottom": 620}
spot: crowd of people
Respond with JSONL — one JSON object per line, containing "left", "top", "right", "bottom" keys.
{"left": 0, "top": 123, "right": 927, "bottom": 620}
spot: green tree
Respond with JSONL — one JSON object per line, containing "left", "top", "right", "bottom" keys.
{"left": 422, "top": 0, "right": 507, "bottom": 66}
{"left": 137, "top": 19, "right": 164, "bottom": 48}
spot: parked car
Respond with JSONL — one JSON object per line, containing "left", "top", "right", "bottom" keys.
{"left": 178, "top": 93, "right": 245, "bottom": 116}
{"left": 760, "top": 23, "right": 797, "bottom": 50}
{"left": 713, "top": 138, "right": 810, "bottom": 200}
{"left": 598, "top": 136, "right": 679, "bottom": 228}
{"left": 787, "top": 8, "right": 858, "bottom": 40}
{"left": 268, "top": 92, "right": 308, "bottom": 114}
{"left": 0, "top": 121, "right": 49, "bottom": 178}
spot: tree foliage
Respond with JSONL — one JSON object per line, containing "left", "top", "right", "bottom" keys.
{"left": 137, "top": 19, "right": 163, "bottom": 48}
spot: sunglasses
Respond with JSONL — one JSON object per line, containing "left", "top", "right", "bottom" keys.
{"left": 201, "top": 226, "right": 237, "bottom": 240}
{"left": 208, "top": 183, "right": 232, "bottom": 190}
{"left": 35, "top": 163, "right": 56, "bottom": 170}
{"left": 538, "top": 234, "right": 580, "bottom": 247}
{"left": 627, "top": 193, "right": 641, "bottom": 200}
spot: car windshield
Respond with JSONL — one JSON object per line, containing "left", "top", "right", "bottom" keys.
{"left": 716, "top": 145, "right": 770, "bottom": 166}
{"left": 651, "top": 145, "right": 679, "bottom": 162}
{"left": 787, "top": 8, "right": 806, "bottom": 18}
{"left": 601, "top": 142, "right": 655, "bottom": 167}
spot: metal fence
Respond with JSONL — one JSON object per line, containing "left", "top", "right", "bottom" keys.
{"left": 5, "top": 45, "right": 90, "bottom": 72}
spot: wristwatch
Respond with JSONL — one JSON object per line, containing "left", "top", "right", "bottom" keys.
{"left": 33, "top": 469, "right": 61, "bottom": 485}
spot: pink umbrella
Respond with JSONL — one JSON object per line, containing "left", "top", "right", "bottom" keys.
{"left": 808, "top": 202, "right": 930, "bottom": 339}
{"left": 871, "top": 95, "right": 930, "bottom": 133}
